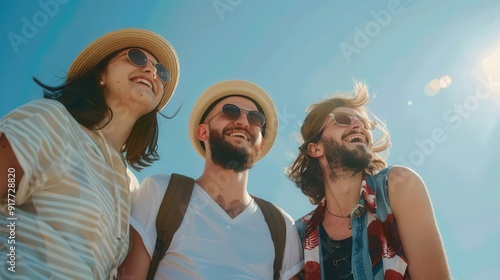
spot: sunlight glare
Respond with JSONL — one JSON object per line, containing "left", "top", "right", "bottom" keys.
{"left": 480, "top": 40, "right": 500, "bottom": 95}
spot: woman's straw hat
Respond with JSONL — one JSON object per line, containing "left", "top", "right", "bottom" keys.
{"left": 67, "top": 28, "right": 179, "bottom": 110}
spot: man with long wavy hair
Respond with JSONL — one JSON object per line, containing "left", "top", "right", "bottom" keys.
{"left": 288, "top": 81, "right": 451, "bottom": 279}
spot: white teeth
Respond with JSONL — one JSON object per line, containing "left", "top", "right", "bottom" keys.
{"left": 229, "top": 132, "right": 248, "bottom": 140}
{"left": 345, "top": 135, "right": 366, "bottom": 143}
{"left": 133, "top": 78, "right": 153, "bottom": 89}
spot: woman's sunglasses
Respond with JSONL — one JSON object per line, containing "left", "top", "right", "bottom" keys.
{"left": 329, "top": 113, "right": 376, "bottom": 130}
{"left": 205, "top": 104, "right": 266, "bottom": 127}
{"left": 115, "top": 48, "right": 170, "bottom": 82}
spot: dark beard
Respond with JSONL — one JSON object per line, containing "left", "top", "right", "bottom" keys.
{"left": 322, "top": 136, "right": 372, "bottom": 180}
{"left": 208, "top": 127, "right": 259, "bottom": 172}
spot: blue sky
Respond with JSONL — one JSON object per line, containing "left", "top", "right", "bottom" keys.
{"left": 2, "top": 0, "right": 499, "bottom": 278}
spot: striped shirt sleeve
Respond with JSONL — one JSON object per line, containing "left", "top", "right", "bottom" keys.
{"left": 0, "top": 99, "right": 75, "bottom": 204}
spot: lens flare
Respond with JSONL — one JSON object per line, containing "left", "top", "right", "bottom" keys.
{"left": 424, "top": 79, "right": 441, "bottom": 96}
{"left": 439, "top": 75, "right": 453, "bottom": 88}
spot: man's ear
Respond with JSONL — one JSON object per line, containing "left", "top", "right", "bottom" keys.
{"left": 306, "top": 142, "right": 323, "bottom": 158}
{"left": 258, "top": 136, "right": 265, "bottom": 151}
{"left": 197, "top": 124, "right": 209, "bottom": 142}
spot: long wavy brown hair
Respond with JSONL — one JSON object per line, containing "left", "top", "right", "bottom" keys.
{"left": 286, "top": 81, "right": 391, "bottom": 204}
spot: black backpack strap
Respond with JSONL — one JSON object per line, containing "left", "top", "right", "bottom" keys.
{"left": 147, "top": 173, "right": 195, "bottom": 280}
{"left": 252, "top": 196, "right": 287, "bottom": 280}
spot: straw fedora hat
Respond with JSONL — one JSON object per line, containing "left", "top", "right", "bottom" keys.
{"left": 189, "top": 80, "right": 278, "bottom": 162}
{"left": 67, "top": 28, "right": 179, "bottom": 110}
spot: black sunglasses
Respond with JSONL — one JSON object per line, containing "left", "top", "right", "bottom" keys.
{"left": 205, "top": 104, "right": 266, "bottom": 127}
{"left": 115, "top": 48, "right": 170, "bottom": 82}
{"left": 329, "top": 113, "right": 376, "bottom": 130}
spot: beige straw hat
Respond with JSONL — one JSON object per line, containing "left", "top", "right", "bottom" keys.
{"left": 67, "top": 28, "right": 179, "bottom": 110}
{"left": 189, "top": 80, "right": 278, "bottom": 161}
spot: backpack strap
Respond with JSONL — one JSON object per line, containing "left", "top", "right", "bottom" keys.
{"left": 252, "top": 196, "right": 287, "bottom": 280}
{"left": 147, "top": 173, "right": 195, "bottom": 280}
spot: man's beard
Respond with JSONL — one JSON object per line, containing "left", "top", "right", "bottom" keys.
{"left": 322, "top": 136, "right": 372, "bottom": 180}
{"left": 208, "top": 127, "right": 259, "bottom": 172}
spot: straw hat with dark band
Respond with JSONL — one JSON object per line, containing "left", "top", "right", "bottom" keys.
{"left": 189, "top": 80, "right": 278, "bottom": 162}
{"left": 67, "top": 28, "right": 179, "bottom": 110}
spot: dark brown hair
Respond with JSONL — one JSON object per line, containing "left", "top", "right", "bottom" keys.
{"left": 34, "top": 49, "right": 160, "bottom": 171}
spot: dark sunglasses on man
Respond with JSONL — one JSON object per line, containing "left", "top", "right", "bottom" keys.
{"left": 205, "top": 104, "right": 266, "bottom": 127}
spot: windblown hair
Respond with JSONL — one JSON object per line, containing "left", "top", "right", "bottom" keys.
{"left": 34, "top": 50, "right": 160, "bottom": 171}
{"left": 286, "top": 81, "right": 391, "bottom": 204}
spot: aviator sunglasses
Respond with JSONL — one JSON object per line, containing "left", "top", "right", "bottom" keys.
{"left": 329, "top": 113, "right": 376, "bottom": 130}
{"left": 114, "top": 48, "right": 170, "bottom": 82}
{"left": 205, "top": 104, "right": 266, "bottom": 127}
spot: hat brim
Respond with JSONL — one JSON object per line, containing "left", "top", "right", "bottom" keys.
{"left": 67, "top": 28, "right": 179, "bottom": 110}
{"left": 189, "top": 80, "right": 278, "bottom": 162}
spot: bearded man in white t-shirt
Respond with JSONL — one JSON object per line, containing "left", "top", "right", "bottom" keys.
{"left": 119, "top": 80, "right": 303, "bottom": 280}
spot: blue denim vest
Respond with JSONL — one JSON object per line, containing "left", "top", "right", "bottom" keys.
{"left": 296, "top": 167, "right": 407, "bottom": 279}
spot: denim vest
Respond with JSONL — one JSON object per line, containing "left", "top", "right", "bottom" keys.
{"left": 296, "top": 167, "right": 408, "bottom": 280}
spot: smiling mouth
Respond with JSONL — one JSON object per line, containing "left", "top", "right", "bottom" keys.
{"left": 344, "top": 134, "right": 366, "bottom": 144}
{"left": 228, "top": 132, "right": 249, "bottom": 141}
{"left": 132, "top": 78, "right": 153, "bottom": 90}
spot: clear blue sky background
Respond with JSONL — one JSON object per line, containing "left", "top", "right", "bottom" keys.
{"left": 2, "top": 1, "right": 499, "bottom": 278}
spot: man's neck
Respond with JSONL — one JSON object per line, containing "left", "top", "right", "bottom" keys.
{"left": 196, "top": 163, "right": 253, "bottom": 218}
{"left": 323, "top": 169, "right": 364, "bottom": 214}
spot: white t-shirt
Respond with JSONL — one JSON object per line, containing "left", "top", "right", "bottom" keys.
{"left": 0, "top": 99, "right": 137, "bottom": 279}
{"left": 130, "top": 174, "right": 304, "bottom": 280}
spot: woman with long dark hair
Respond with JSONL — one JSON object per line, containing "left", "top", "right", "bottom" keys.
{"left": 0, "top": 28, "right": 180, "bottom": 279}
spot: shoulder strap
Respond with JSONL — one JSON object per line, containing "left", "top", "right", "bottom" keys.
{"left": 252, "top": 196, "right": 287, "bottom": 280}
{"left": 147, "top": 173, "right": 195, "bottom": 280}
